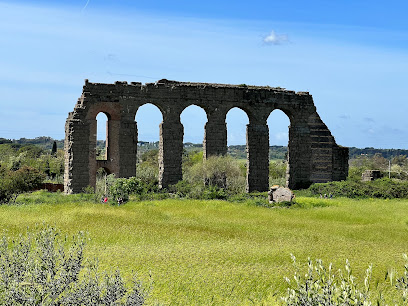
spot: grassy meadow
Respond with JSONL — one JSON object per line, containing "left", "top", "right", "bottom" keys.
{"left": 2, "top": 192, "right": 408, "bottom": 304}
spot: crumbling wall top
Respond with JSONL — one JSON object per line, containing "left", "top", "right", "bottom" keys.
{"left": 82, "top": 79, "right": 312, "bottom": 97}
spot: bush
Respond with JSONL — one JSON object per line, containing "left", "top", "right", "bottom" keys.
{"left": 136, "top": 149, "right": 159, "bottom": 187}
{"left": 269, "top": 160, "right": 287, "bottom": 186}
{"left": 201, "top": 185, "right": 228, "bottom": 200}
{"left": 281, "top": 255, "right": 372, "bottom": 305}
{"left": 395, "top": 254, "right": 408, "bottom": 303}
{"left": 0, "top": 225, "right": 146, "bottom": 305}
{"left": 281, "top": 254, "right": 408, "bottom": 305}
{"left": 169, "top": 181, "right": 229, "bottom": 200}
{"left": 0, "top": 166, "right": 45, "bottom": 204}
{"left": 308, "top": 178, "right": 408, "bottom": 199}
{"left": 0, "top": 177, "right": 14, "bottom": 204}
{"left": 184, "top": 155, "right": 244, "bottom": 191}
{"left": 169, "top": 180, "right": 195, "bottom": 198}
{"left": 228, "top": 191, "right": 270, "bottom": 207}
{"left": 11, "top": 166, "right": 45, "bottom": 193}
{"left": 109, "top": 177, "right": 145, "bottom": 203}
{"left": 108, "top": 176, "right": 160, "bottom": 203}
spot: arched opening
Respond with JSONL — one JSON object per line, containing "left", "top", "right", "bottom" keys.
{"left": 267, "top": 109, "right": 290, "bottom": 186}
{"left": 226, "top": 107, "right": 249, "bottom": 192}
{"left": 135, "top": 103, "right": 163, "bottom": 184}
{"left": 226, "top": 107, "right": 249, "bottom": 158}
{"left": 180, "top": 105, "right": 207, "bottom": 179}
{"left": 96, "top": 112, "right": 109, "bottom": 160}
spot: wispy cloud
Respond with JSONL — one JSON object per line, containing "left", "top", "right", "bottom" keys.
{"left": 81, "top": 0, "right": 91, "bottom": 12}
{"left": 263, "top": 30, "right": 289, "bottom": 45}
{"left": 364, "top": 117, "right": 376, "bottom": 123}
{"left": 104, "top": 53, "right": 118, "bottom": 62}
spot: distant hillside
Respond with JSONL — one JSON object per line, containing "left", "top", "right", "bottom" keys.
{"left": 348, "top": 147, "right": 408, "bottom": 159}
{"left": 228, "top": 145, "right": 287, "bottom": 160}
{"left": 0, "top": 137, "right": 103, "bottom": 152}
{"left": 2, "top": 137, "right": 408, "bottom": 160}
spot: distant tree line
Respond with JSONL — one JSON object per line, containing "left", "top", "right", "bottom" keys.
{"left": 3, "top": 137, "right": 408, "bottom": 161}
{"left": 3, "top": 135, "right": 408, "bottom": 202}
{"left": 348, "top": 147, "right": 408, "bottom": 159}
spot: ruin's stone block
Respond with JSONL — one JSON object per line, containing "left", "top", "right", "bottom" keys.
{"left": 268, "top": 185, "right": 295, "bottom": 203}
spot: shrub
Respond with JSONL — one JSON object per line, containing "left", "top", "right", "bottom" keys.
{"left": 228, "top": 191, "right": 270, "bottom": 207}
{"left": 308, "top": 178, "right": 408, "bottom": 199}
{"left": 281, "top": 254, "right": 408, "bottom": 305}
{"left": 0, "top": 177, "right": 14, "bottom": 204}
{"left": 269, "top": 160, "right": 287, "bottom": 186}
{"left": 109, "top": 177, "right": 145, "bottom": 203}
{"left": 169, "top": 181, "right": 229, "bottom": 200}
{"left": 184, "top": 155, "right": 243, "bottom": 190}
{"left": 108, "top": 176, "right": 160, "bottom": 203}
{"left": 0, "top": 225, "right": 146, "bottom": 305}
{"left": 169, "top": 180, "right": 195, "bottom": 198}
{"left": 0, "top": 166, "right": 45, "bottom": 204}
{"left": 11, "top": 166, "right": 45, "bottom": 193}
{"left": 201, "top": 185, "right": 228, "bottom": 200}
{"left": 136, "top": 149, "right": 159, "bottom": 187}
{"left": 395, "top": 253, "right": 408, "bottom": 303}
{"left": 136, "top": 163, "right": 159, "bottom": 186}
{"left": 281, "top": 255, "right": 372, "bottom": 305}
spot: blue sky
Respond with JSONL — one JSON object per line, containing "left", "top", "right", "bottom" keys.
{"left": 0, "top": 1, "right": 407, "bottom": 148}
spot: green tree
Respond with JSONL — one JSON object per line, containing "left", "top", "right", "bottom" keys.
{"left": 184, "top": 155, "right": 244, "bottom": 191}
{"left": 0, "top": 166, "right": 45, "bottom": 204}
{"left": 51, "top": 140, "right": 57, "bottom": 155}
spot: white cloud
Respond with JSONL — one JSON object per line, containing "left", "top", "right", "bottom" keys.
{"left": 274, "top": 132, "right": 288, "bottom": 141}
{"left": 263, "top": 30, "right": 289, "bottom": 45}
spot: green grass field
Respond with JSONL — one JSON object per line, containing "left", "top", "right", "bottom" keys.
{"left": 2, "top": 192, "right": 408, "bottom": 304}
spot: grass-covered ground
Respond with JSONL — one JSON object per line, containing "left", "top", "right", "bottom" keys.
{"left": 2, "top": 191, "right": 408, "bottom": 304}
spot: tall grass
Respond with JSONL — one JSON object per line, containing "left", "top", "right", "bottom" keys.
{"left": 2, "top": 191, "right": 408, "bottom": 304}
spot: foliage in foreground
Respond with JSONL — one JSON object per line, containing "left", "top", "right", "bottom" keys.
{"left": 282, "top": 255, "right": 408, "bottom": 305}
{"left": 0, "top": 225, "right": 146, "bottom": 305}
{"left": 4, "top": 194, "right": 408, "bottom": 304}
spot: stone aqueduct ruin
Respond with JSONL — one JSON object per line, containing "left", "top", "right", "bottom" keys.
{"left": 64, "top": 79, "right": 348, "bottom": 194}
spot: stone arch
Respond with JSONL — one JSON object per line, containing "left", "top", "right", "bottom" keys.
{"left": 135, "top": 103, "right": 163, "bottom": 144}
{"left": 180, "top": 104, "right": 209, "bottom": 121}
{"left": 85, "top": 103, "right": 120, "bottom": 121}
{"left": 225, "top": 106, "right": 252, "bottom": 122}
{"left": 180, "top": 104, "right": 208, "bottom": 144}
{"left": 180, "top": 105, "right": 208, "bottom": 179}
{"left": 225, "top": 107, "right": 250, "bottom": 146}
{"left": 135, "top": 102, "right": 165, "bottom": 119}
{"left": 64, "top": 80, "right": 348, "bottom": 193}
{"left": 84, "top": 105, "right": 121, "bottom": 190}
{"left": 95, "top": 112, "right": 109, "bottom": 160}
{"left": 267, "top": 109, "right": 290, "bottom": 186}
{"left": 134, "top": 103, "right": 163, "bottom": 183}
{"left": 267, "top": 109, "right": 290, "bottom": 146}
